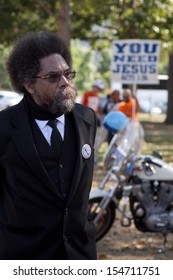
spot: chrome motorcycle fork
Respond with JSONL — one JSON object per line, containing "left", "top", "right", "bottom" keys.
{"left": 98, "top": 168, "right": 117, "bottom": 190}
{"left": 93, "top": 182, "right": 119, "bottom": 224}
{"left": 118, "top": 185, "right": 133, "bottom": 227}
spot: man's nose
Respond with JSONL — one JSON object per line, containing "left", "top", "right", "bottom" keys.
{"left": 58, "top": 74, "right": 70, "bottom": 87}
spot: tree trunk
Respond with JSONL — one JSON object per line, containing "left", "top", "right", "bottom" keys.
{"left": 165, "top": 53, "right": 173, "bottom": 124}
{"left": 36, "top": 0, "right": 71, "bottom": 60}
{"left": 57, "top": 0, "right": 71, "bottom": 53}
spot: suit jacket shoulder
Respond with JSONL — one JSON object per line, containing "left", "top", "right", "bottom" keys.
{"left": 0, "top": 100, "right": 27, "bottom": 154}
{"left": 73, "top": 102, "right": 97, "bottom": 125}
{"left": 73, "top": 102, "right": 97, "bottom": 140}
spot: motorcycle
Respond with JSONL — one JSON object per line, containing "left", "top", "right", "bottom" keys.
{"left": 89, "top": 111, "right": 173, "bottom": 251}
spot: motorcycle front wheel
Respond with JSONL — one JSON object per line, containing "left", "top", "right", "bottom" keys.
{"left": 88, "top": 197, "right": 116, "bottom": 242}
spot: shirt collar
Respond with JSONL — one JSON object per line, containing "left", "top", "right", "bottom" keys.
{"left": 57, "top": 114, "right": 65, "bottom": 125}
{"left": 35, "top": 114, "right": 65, "bottom": 129}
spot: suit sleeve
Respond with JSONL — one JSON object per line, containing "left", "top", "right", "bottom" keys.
{"left": 91, "top": 107, "right": 97, "bottom": 144}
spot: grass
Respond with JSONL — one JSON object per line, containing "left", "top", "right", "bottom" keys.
{"left": 139, "top": 113, "right": 173, "bottom": 164}
{"left": 139, "top": 113, "right": 166, "bottom": 123}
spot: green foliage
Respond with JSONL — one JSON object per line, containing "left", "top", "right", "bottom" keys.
{"left": 71, "top": 0, "right": 173, "bottom": 49}
{"left": 0, "top": 0, "right": 173, "bottom": 49}
{"left": 0, "top": 0, "right": 59, "bottom": 44}
{"left": 0, "top": 45, "right": 12, "bottom": 89}
{"left": 0, "top": 0, "right": 173, "bottom": 89}
{"left": 71, "top": 40, "right": 94, "bottom": 94}
{"left": 71, "top": 40, "right": 112, "bottom": 95}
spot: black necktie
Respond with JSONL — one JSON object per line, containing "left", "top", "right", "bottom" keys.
{"left": 47, "top": 119, "right": 63, "bottom": 158}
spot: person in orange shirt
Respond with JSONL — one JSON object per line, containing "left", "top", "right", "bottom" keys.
{"left": 81, "top": 79, "right": 105, "bottom": 116}
{"left": 117, "top": 88, "right": 139, "bottom": 120}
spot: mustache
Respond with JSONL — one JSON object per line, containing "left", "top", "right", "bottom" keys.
{"left": 57, "top": 86, "right": 75, "bottom": 96}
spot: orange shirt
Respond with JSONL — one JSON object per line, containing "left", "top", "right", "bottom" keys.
{"left": 81, "top": 92, "right": 99, "bottom": 115}
{"left": 117, "top": 98, "right": 138, "bottom": 120}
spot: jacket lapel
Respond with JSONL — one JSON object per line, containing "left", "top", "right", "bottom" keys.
{"left": 67, "top": 105, "right": 94, "bottom": 204}
{"left": 10, "top": 101, "right": 64, "bottom": 202}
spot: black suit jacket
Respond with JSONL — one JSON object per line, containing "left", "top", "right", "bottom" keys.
{"left": 0, "top": 99, "right": 97, "bottom": 260}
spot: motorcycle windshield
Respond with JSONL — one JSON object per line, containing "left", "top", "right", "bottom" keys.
{"left": 104, "top": 119, "right": 144, "bottom": 170}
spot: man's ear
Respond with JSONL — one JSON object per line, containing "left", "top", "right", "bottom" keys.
{"left": 23, "top": 81, "right": 35, "bottom": 95}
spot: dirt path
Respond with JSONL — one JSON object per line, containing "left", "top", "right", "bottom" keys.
{"left": 96, "top": 212, "right": 173, "bottom": 260}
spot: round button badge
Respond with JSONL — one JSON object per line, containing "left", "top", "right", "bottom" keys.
{"left": 82, "top": 144, "right": 91, "bottom": 159}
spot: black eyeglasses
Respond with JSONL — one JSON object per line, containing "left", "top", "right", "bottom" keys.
{"left": 34, "top": 70, "right": 76, "bottom": 83}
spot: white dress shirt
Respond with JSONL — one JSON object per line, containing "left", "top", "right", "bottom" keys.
{"left": 35, "top": 114, "right": 65, "bottom": 145}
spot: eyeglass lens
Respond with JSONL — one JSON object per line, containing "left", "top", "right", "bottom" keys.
{"left": 48, "top": 70, "right": 76, "bottom": 83}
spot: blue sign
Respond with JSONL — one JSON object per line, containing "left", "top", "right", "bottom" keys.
{"left": 111, "top": 39, "right": 160, "bottom": 84}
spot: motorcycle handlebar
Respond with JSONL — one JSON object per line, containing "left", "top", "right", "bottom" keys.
{"left": 143, "top": 157, "right": 162, "bottom": 168}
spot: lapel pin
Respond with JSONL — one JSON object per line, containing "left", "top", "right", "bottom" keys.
{"left": 82, "top": 144, "right": 91, "bottom": 159}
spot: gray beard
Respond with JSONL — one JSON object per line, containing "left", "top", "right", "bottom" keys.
{"left": 49, "top": 98, "right": 75, "bottom": 115}
{"left": 40, "top": 86, "right": 76, "bottom": 116}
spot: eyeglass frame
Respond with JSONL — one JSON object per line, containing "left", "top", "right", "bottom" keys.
{"left": 33, "top": 69, "right": 76, "bottom": 84}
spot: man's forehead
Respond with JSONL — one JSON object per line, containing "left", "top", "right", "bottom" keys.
{"left": 40, "top": 54, "right": 68, "bottom": 72}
